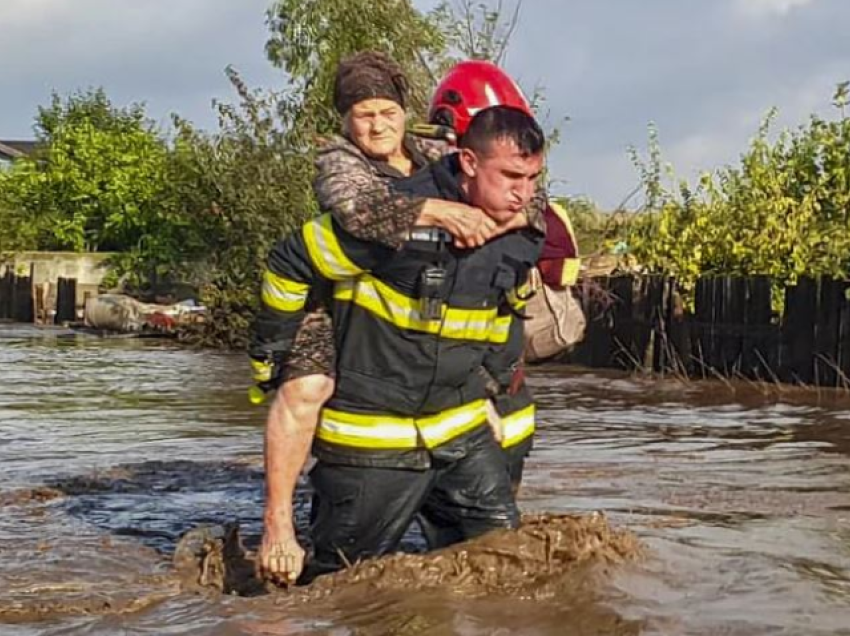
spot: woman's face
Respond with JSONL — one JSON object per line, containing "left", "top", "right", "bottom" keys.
{"left": 345, "top": 98, "right": 407, "bottom": 159}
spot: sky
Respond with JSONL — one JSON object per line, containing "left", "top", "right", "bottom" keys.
{"left": 1, "top": 0, "right": 848, "bottom": 209}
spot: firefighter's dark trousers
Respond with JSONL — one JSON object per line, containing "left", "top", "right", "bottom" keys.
{"left": 302, "top": 426, "right": 519, "bottom": 583}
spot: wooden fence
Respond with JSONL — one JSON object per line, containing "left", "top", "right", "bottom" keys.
{"left": 566, "top": 275, "right": 850, "bottom": 388}
{"left": 0, "top": 268, "right": 34, "bottom": 323}
{"left": 6, "top": 268, "right": 850, "bottom": 388}
{"left": 0, "top": 269, "right": 77, "bottom": 324}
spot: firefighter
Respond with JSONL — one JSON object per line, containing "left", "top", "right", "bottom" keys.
{"left": 252, "top": 105, "right": 546, "bottom": 583}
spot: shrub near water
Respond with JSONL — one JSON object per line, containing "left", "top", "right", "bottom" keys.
{"left": 626, "top": 83, "right": 850, "bottom": 306}
{"left": 0, "top": 89, "right": 170, "bottom": 258}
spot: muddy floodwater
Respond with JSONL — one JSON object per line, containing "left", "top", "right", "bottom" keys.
{"left": 1, "top": 324, "right": 849, "bottom": 635}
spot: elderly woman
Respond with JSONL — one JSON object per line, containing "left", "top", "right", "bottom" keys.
{"left": 256, "top": 52, "right": 544, "bottom": 585}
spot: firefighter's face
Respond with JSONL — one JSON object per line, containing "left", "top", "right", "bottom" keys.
{"left": 459, "top": 139, "right": 544, "bottom": 223}
{"left": 346, "top": 99, "right": 407, "bottom": 160}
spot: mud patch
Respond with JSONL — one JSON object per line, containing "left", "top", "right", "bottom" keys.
{"left": 235, "top": 513, "right": 645, "bottom": 636}
{"left": 0, "top": 581, "right": 178, "bottom": 624}
{"left": 174, "top": 512, "right": 642, "bottom": 602}
{"left": 301, "top": 512, "right": 642, "bottom": 600}
{"left": 173, "top": 522, "right": 263, "bottom": 596}
{"left": 0, "top": 486, "right": 65, "bottom": 507}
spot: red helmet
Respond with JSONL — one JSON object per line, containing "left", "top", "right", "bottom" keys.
{"left": 429, "top": 60, "right": 532, "bottom": 137}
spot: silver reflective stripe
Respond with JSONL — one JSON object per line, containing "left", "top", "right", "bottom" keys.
{"left": 261, "top": 272, "right": 307, "bottom": 311}
{"left": 417, "top": 403, "right": 487, "bottom": 446}
{"left": 502, "top": 405, "right": 535, "bottom": 447}
{"left": 321, "top": 417, "right": 418, "bottom": 441}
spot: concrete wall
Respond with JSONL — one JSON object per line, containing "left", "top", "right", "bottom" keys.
{"left": 8, "top": 252, "right": 114, "bottom": 285}
{"left": 1, "top": 252, "right": 116, "bottom": 310}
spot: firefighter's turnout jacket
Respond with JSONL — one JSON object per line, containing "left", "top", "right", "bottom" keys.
{"left": 253, "top": 155, "right": 543, "bottom": 468}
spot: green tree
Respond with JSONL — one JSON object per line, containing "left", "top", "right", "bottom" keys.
{"left": 0, "top": 195, "right": 38, "bottom": 260}
{"left": 265, "top": 0, "right": 446, "bottom": 139}
{"left": 1, "top": 88, "right": 170, "bottom": 253}
{"left": 163, "top": 70, "right": 321, "bottom": 347}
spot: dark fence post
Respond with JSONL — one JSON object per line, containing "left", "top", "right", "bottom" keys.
{"left": 814, "top": 278, "right": 845, "bottom": 387}
{"left": 743, "top": 276, "right": 777, "bottom": 380}
{"left": 0, "top": 270, "right": 13, "bottom": 320}
{"left": 691, "top": 277, "right": 706, "bottom": 378}
{"left": 709, "top": 277, "right": 726, "bottom": 373}
{"left": 12, "top": 265, "right": 34, "bottom": 323}
{"left": 839, "top": 283, "right": 850, "bottom": 387}
{"left": 781, "top": 277, "right": 818, "bottom": 384}
{"left": 610, "top": 275, "right": 636, "bottom": 369}
{"left": 588, "top": 277, "right": 614, "bottom": 368}
{"left": 692, "top": 276, "right": 722, "bottom": 377}
{"left": 721, "top": 278, "right": 747, "bottom": 375}
{"left": 666, "top": 278, "right": 690, "bottom": 376}
{"left": 632, "top": 276, "right": 654, "bottom": 370}
{"left": 645, "top": 275, "right": 665, "bottom": 373}
{"left": 55, "top": 278, "right": 77, "bottom": 324}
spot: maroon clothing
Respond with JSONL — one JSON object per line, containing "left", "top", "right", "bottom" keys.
{"left": 538, "top": 205, "right": 578, "bottom": 289}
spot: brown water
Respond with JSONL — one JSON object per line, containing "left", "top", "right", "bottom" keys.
{"left": 1, "top": 324, "right": 849, "bottom": 635}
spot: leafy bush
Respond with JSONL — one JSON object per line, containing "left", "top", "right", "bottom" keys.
{"left": 625, "top": 83, "right": 850, "bottom": 305}
{"left": 0, "top": 89, "right": 170, "bottom": 254}
{"left": 163, "top": 71, "right": 319, "bottom": 347}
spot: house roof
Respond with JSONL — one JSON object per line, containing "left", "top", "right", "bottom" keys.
{"left": 0, "top": 142, "right": 24, "bottom": 160}
{"left": 0, "top": 140, "right": 37, "bottom": 157}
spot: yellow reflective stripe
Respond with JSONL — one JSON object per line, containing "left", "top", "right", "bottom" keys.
{"left": 318, "top": 415, "right": 420, "bottom": 449}
{"left": 440, "top": 308, "right": 499, "bottom": 341}
{"left": 303, "top": 214, "right": 365, "bottom": 281}
{"left": 318, "top": 399, "right": 488, "bottom": 450}
{"left": 334, "top": 279, "right": 355, "bottom": 300}
{"left": 352, "top": 275, "right": 437, "bottom": 333}
{"left": 332, "top": 275, "right": 506, "bottom": 343}
{"left": 250, "top": 359, "right": 273, "bottom": 383}
{"left": 561, "top": 258, "right": 581, "bottom": 287}
{"left": 548, "top": 201, "right": 581, "bottom": 286}
{"left": 261, "top": 270, "right": 308, "bottom": 312}
{"left": 549, "top": 201, "right": 579, "bottom": 257}
{"left": 501, "top": 404, "right": 535, "bottom": 448}
{"left": 417, "top": 399, "right": 488, "bottom": 447}
{"left": 491, "top": 315, "right": 512, "bottom": 343}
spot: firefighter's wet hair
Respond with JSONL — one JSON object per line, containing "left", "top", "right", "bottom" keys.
{"left": 459, "top": 106, "right": 545, "bottom": 157}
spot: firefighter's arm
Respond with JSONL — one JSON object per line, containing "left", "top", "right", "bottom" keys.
{"left": 481, "top": 309, "right": 526, "bottom": 395}
{"left": 258, "top": 373, "right": 329, "bottom": 586}
{"left": 250, "top": 214, "right": 383, "bottom": 387}
{"left": 479, "top": 312, "right": 525, "bottom": 444}
{"left": 480, "top": 261, "right": 538, "bottom": 403}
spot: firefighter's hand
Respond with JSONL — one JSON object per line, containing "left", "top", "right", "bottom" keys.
{"left": 257, "top": 520, "right": 305, "bottom": 586}
{"left": 423, "top": 200, "right": 499, "bottom": 248}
